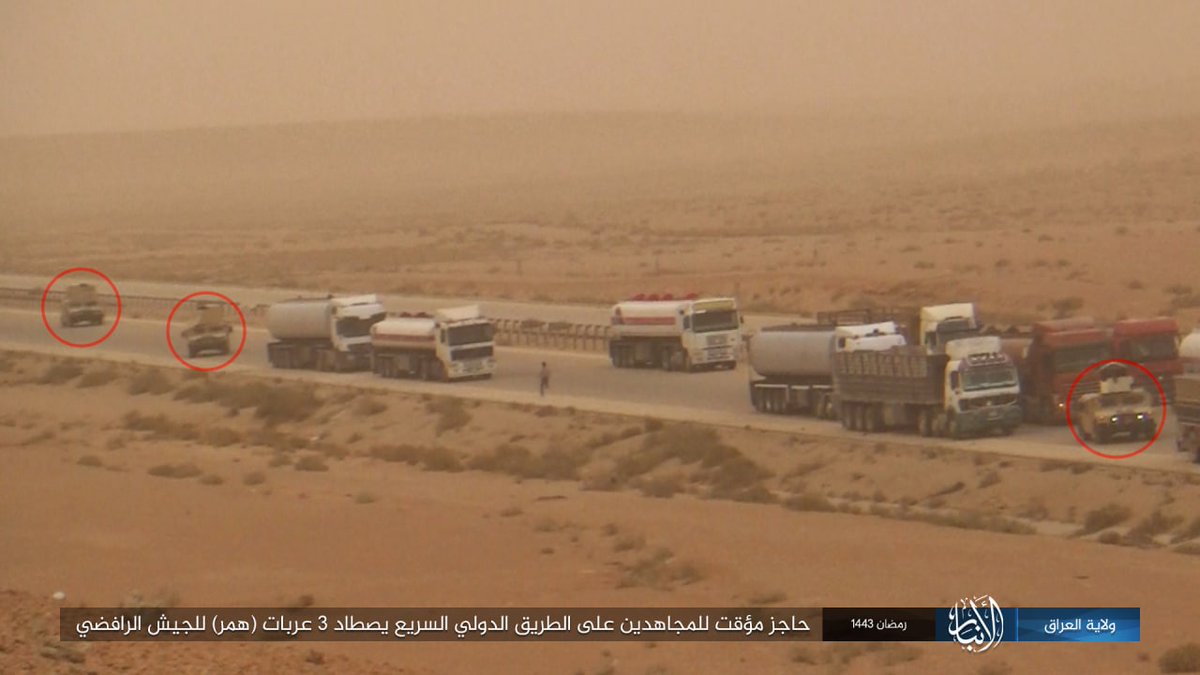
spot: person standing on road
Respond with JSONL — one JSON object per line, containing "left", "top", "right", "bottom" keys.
{"left": 539, "top": 361, "right": 550, "bottom": 397}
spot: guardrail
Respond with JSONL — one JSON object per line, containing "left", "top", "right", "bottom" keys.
{"left": 0, "top": 286, "right": 607, "bottom": 353}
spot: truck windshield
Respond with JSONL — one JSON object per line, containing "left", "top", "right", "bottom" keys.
{"left": 336, "top": 312, "right": 387, "bottom": 338}
{"left": 1125, "top": 335, "right": 1179, "bottom": 362}
{"left": 448, "top": 322, "right": 495, "bottom": 346}
{"left": 692, "top": 310, "right": 739, "bottom": 334}
{"left": 962, "top": 365, "right": 1017, "bottom": 391}
{"left": 1053, "top": 343, "right": 1110, "bottom": 374}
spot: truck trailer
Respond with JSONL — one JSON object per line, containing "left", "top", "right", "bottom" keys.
{"left": 1000, "top": 317, "right": 1110, "bottom": 424}
{"left": 608, "top": 295, "right": 741, "bottom": 371}
{"left": 1176, "top": 374, "right": 1200, "bottom": 462}
{"left": 266, "top": 295, "right": 387, "bottom": 372}
{"left": 833, "top": 335, "right": 1022, "bottom": 438}
{"left": 371, "top": 305, "right": 496, "bottom": 381}
{"left": 1181, "top": 330, "right": 1200, "bottom": 374}
{"left": 1111, "top": 317, "right": 1181, "bottom": 402}
{"left": 748, "top": 321, "right": 905, "bottom": 417}
{"left": 59, "top": 283, "right": 105, "bottom": 327}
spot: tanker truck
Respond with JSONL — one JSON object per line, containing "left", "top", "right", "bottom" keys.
{"left": 59, "top": 283, "right": 105, "bottom": 327}
{"left": 181, "top": 302, "right": 232, "bottom": 358}
{"left": 1000, "top": 317, "right": 1110, "bottom": 424}
{"left": 266, "top": 295, "right": 387, "bottom": 372}
{"left": 748, "top": 321, "right": 904, "bottom": 417}
{"left": 815, "top": 302, "right": 980, "bottom": 353}
{"left": 1180, "top": 329, "right": 1200, "bottom": 374}
{"left": 1175, "top": 374, "right": 1200, "bottom": 462}
{"left": 608, "top": 295, "right": 741, "bottom": 371}
{"left": 370, "top": 305, "right": 496, "bottom": 382}
{"left": 1111, "top": 317, "right": 1182, "bottom": 402}
{"left": 833, "top": 335, "right": 1022, "bottom": 438}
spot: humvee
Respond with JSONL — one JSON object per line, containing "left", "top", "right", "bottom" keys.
{"left": 1072, "top": 363, "right": 1156, "bottom": 443}
{"left": 59, "top": 283, "right": 105, "bottom": 327}
{"left": 181, "top": 302, "right": 232, "bottom": 358}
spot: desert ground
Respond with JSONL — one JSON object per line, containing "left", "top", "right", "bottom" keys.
{"left": 2, "top": 114, "right": 1200, "bottom": 674}
{"left": 2, "top": 350, "right": 1200, "bottom": 674}
{"left": 2, "top": 114, "right": 1200, "bottom": 328}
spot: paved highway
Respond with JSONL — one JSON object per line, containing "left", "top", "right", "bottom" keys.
{"left": 2, "top": 307, "right": 1193, "bottom": 474}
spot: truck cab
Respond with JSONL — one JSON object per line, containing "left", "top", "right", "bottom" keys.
{"left": 1111, "top": 317, "right": 1181, "bottom": 401}
{"left": 917, "top": 303, "right": 980, "bottom": 353}
{"left": 1011, "top": 318, "right": 1111, "bottom": 424}
{"left": 434, "top": 306, "right": 497, "bottom": 379}
{"left": 943, "top": 336, "right": 1022, "bottom": 436}
{"left": 1071, "top": 364, "right": 1157, "bottom": 443}
{"left": 329, "top": 295, "right": 388, "bottom": 358}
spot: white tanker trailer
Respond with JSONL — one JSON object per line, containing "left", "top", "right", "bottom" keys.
{"left": 1182, "top": 329, "right": 1200, "bottom": 374}
{"left": 266, "top": 295, "right": 387, "bottom": 372}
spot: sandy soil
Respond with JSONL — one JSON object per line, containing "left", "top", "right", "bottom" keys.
{"left": 2, "top": 349, "right": 1199, "bottom": 674}
{"left": 3, "top": 114, "right": 1200, "bottom": 329}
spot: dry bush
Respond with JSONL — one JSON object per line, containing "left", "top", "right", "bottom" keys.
{"left": 294, "top": 455, "right": 329, "bottom": 472}
{"left": 202, "top": 426, "right": 242, "bottom": 448}
{"left": 198, "top": 473, "right": 224, "bottom": 486}
{"left": 174, "top": 378, "right": 322, "bottom": 424}
{"left": 746, "top": 590, "right": 787, "bottom": 606}
{"left": 1160, "top": 643, "right": 1200, "bottom": 673}
{"left": 267, "top": 453, "right": 292, "bottom": 468}
{"left": 39, "top": 361, "right": 83, "bottom": 384}
{"left": 978, "top": 471, "right": 1002, "bottom": 488}
{"left": 1078, "top": 503, "right": 1133, "bottom": 535}
{"left": 76, "top": 454, "right": 103, "bottom": 468}
{"left": 617, "top": 548, "right": 704, "bottom": 590}
{"left": 468, "top": 443, "right": 587, "bottom": 481}
{"left": 612, "top": 533, "right": 646, "bottom": 553}
{"left": 242, "top": 471, "right": 267, "bottom": 486}
{"left": 426, "top": 397, "right": 471, "bottom": 434}
{"left": 1126, "top": 510, "right": 1184, "bottom": 546}
{"left": 147, "top": 462, "right": 203, "bottom": 479}
{"left": 127, "top": 368, "right": 175, "bottom": 396}
{"left": 353, "top": 491, "right": 377, "bottom": 505}
{"left": 637, "top": 475, "right": 684, "bottom": 499}
{"left": 354, "top": 396, "right": 387, "bottom": 416}
{"left": 1170, "top": 517, "right": 1200, "bottom": 544}
{"left": 785, "top": 493, "right": 837, "bottom": 513}
{"left": 77, "top": 368, "right": 119, "bottom": 388}
{"left": 370, "top": 444, "right": 463, "bottom": 472}
{"left": 614, "top": 425, "right": 771, "bottom": 501}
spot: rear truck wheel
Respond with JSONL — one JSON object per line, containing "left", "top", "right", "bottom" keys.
{"left": 839, "top": 403, "right": 852, "bottom": 430}
{"left": 917, "top": 409, "right": 930, "bottom": 437}
{"left": 848, "top": 404, "right": 862, "bottom": 431}
{"left": 946, "top": 410, "right": 962, "bottom": 439}
{"left": 863, "top": 405, "right": 879, "bottom": 433}
{"left": 683, "top": 353, "right": 694, "bottom": 373}
{"left": 431, "top": 360, "right": 447, "bottom": 382}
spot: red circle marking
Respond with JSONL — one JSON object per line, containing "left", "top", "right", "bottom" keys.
{"left": 1064, "top": 359, "right": 1167, "bottom": 460}
{"left": 40, "top": 268, "right": 123, "bottom": 348}
{"left": 165, "top": 292, "right": 247, "bottom": 372}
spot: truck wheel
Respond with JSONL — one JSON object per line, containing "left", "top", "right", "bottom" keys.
{"left": 660, "top": 348, "right": 674, "bottom": 371}
{"left": 946, "top": 410, "right": 961, "bottom": 439}
{"left": 431, "top": 361, "right": 447, "bottom": 382}
{"left": 917, "top": 409, "right": 931, "bottom": 437}
{"left": 863, "top": 405, "right": 879, "bottom": 433}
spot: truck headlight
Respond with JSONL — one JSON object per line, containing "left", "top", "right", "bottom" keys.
{"left": 1110, "top": 416, "right": 1118, "bottom": 423}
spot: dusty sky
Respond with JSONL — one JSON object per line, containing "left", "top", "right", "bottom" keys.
{"left": 2, "top": 0, "right": 1198, "bottom": 135}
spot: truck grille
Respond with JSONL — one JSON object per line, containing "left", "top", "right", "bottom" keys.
{"left": 706, "top": 334, "right": 729, "bottom": 347}
{"left": 454, "top": 345, "right": 494, "bottom": 360}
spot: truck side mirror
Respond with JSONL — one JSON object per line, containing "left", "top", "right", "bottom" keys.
{"left": 682, "top": 316, "right": 691, "bottom": 330}
{"left": 949, "top": 371, "right": 961, "bottom": 391}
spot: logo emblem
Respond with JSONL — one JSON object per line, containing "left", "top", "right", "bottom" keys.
{"left": 948, "top": 595, "right": 1004, "bottom": 653}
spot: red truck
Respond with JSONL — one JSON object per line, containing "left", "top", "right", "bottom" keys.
{"left": 1110, "top": 317, "right": 1181, "bottom": 402}
{"left": 1000, "top": 317, "right": 1111, "bottom": 424}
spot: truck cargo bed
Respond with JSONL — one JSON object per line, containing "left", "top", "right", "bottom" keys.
{"left": 832, "top": 348, "right": 947, "bottom": 405}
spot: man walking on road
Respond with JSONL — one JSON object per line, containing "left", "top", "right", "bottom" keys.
{"left": 539, "top": 361, "right": 550, "bottom": 397}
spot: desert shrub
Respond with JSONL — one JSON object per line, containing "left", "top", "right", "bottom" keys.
{"left": 426, "top": 397, "right": 471, "bottom": 434}
{"left": 242, "top": 471, "right": 267, "bottom": 486}
{"left": 78, "top": 368, "right": 119, "bottom": 388}
{"left": 638, "top": 475, "right": 684, "bottom": 499}
{"left": 1126, "top": 510, "right": 1184, "bottom": 545}
{"left": 198, "top": 473, "right": 224, "bottom": 486}
{"left": 1160, "top": 643, "right": 1200, "bottom": 673}
{"left": 353, "top": 491, "right": 377, "bottom": 505}
{"left": 1079, "top": 503, "right": 1133, "bottom": 535}
{"left": 175, "top": 378, "right": 322, "bottom": 424}
{"left": 294, "top": 455, "right": 329, "bottom": 472}
{"left": 202, "top": 426, "right": 242, "bottom": 448}
{"left": 468, "top": 443, "right": 584, "bottom": 480}
{"left": 147, "top": 462, "right": 203, "bottom": 479}
{"left": 1051, "top": 296, "right": 1084, "bottom": 318}
{"left": 267, "top": 453, "right": 292, "bottom": 468}
{"left": 128, "top": 368, "right": 175, "bottom": 395}
{"left": 76, "top": 454, "right": 103, "bottom": 468}
{"left": 354, "top": 396, "right": 387, "bottom": 416}
{"left": 39, "top": 361, "right": 83, "bottom": 384}
{"left": 614, "top": 425, "right": 771, "bottom": 497}
{"left": 785, "top": 493, "right": 837, "bottom": 513}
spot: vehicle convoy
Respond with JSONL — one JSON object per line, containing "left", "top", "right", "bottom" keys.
{"left": 608, "top": 295, "right": 741, "bottom": 371}
{"left": 266, "top": 295, "right": 387, "bottom": 372}
{"left": 59, "top": 283, "right": 105, "bottom": 327}
{"left": 1000, "top": 317, "right": 1111, "bottom": 424}
{"left": 1111, "top": 317, "right": 1181, "bottom": 402}
{"left": 1181, "top": 330, "right": 1200, "bottom": 374}
{"left": 370, "top": 305, "right": 496, "bottom": 381}
{"left": 1070, "top": 363, "right": 1157, "bottom": 444}
{"left": 748, "top": 321, "right": 904, "bottom": 417}
{"left": 833, "top": 335, "right": 1022, "bottom": 438}
{"left": 182, "top": 302, "right": 232, "bottom": 358}
{"left": 1176, "top": 374, "right": 1200, "bottom": 462}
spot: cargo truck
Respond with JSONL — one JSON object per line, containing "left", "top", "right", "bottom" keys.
{"left": 832, "top": 335, "right": 1022, "bottom": 438}
{"left": 1000, "top": 317, "right": 1110, "bottom": 424}
{"left": 1175, "top": 374, "right": 1200, "bottom": 462}
{"left": 182, "top": 302, "right": 232, "bottom": 358}
{"left": 1180, "top": 330, "right": 1200, "bottom": 374}
{"left": 370, "top": 305, "right": 496, "bottom": 381}
{"left": 608, "top": 295, "right": 741, "bottom": 371}
{"left": 747, "top": 322, "right": 905, "bottom": 417}
{"left": 1070, "top": 363, "right": 1157, "bottom": 444}
{"left": 59, "top": 283, "right": 105, "bottom": 327}
{"left": 1111, "top": 317, "right": 1181, "bottom": 402}
{"left": 816, "top": 302, "right": 980, "bottom": 353}
{"left": 266, "top": 295, "right": 387, "bottom": 372}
